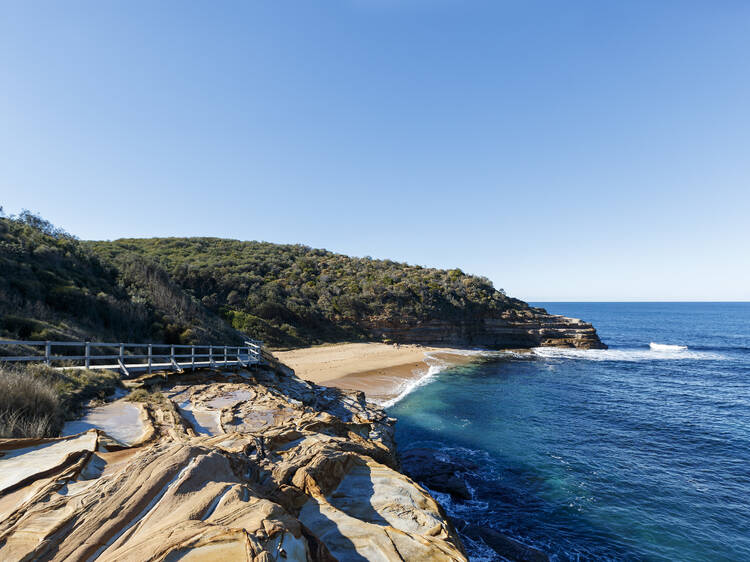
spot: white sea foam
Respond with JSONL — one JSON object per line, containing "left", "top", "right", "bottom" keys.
{"left": 531, "top": 346, "right": 723, "bottom": 362}
{"left": 378, "top": 352, "right": 450, "bottom": 408}
{"left": 379, "top": 347, "right": 569, "bottom": 407}
{"left": 378, "top": 341, "right": 723, "bottom": 407}
{"left": 649, "top": 342, "right": 688, "bottom": 351}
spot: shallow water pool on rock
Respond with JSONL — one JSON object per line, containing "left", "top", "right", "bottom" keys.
{"left": 206, "top": 389, "right": 254, "bottom": 409}
{"left": 176, "top": 400, "right": 223, "bottom": 435}
{"left": 62, "top": 402, "right": 145, "bottom": 445}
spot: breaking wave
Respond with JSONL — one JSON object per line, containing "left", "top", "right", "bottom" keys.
{"left": 649, "top": 342, "right": 688, "bottom": 351}
{"left": 531, "top": 345, "right": 724, "bottom": 362}
{"left": 378, "top": 353, "right": 451, "bottom": 408}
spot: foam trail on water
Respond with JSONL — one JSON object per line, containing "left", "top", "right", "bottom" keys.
{"left": 532, "top": 345, "right": 723, "bottom": 362}
{"left": 650, "top": 342, "right": 688, "bottom": 351}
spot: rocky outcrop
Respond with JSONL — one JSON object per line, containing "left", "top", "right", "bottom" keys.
{"left": 0, "top": 365, "right": 466, "bottom": 561}
{"left": 362, "top": 307, "right": 607, "bottom": 350}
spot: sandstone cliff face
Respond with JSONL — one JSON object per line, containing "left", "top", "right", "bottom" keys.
{"left": 0, "top": 365, "right": 466, "bottom": 561}
{"left": 362, "top": 307, "right": 607, "bottom": 350}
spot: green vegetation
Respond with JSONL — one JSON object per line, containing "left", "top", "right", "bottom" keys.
{"left": 0, "top": 363, "right": 120, "bottom": 438}
{"left": 0, "top": 211, "right": 242, "bottom": 345}
{"left": 0, "top": 210, "right": 538, "bottom": 437}
{"left": 88, "top": 237, "right": 528, "bottom": 347}
{"left": 1, "top": 210, "right": 531, "bottom": 348}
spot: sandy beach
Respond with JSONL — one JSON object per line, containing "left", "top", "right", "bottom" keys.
{"left": 274, "top": 342, "right": 479, "bottom": 404}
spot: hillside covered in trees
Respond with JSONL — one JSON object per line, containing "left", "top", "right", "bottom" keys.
{"left": 0, "top": 211, "right": 537, "bottom": 348}
{"left": 88, "top": 237, "right": 529, "bottom": 347}
{"left": 0, "top": 212, "right": 241, "bottom": 345}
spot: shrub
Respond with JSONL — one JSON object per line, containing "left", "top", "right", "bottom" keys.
{"left": 0, "top": 366, "right": 62, "bottom": 438}
{"left": 126, "top": 387, "right": 166, "bottom": 404}
{"left": 0, "top": 363, "right": 122, "bottom": 438}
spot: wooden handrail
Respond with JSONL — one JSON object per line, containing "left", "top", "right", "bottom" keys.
{"left": 0, "top": 338, "right": 264, "bottom": 377}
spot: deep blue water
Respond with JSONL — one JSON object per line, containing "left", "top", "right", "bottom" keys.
{"left": 389, "top": 303, "right": 750, "bottom": 561}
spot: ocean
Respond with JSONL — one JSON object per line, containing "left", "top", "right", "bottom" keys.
{"left": 388, "top": 302, "right": 750, "bottom": 561}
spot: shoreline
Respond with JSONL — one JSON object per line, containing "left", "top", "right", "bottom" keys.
{"left": 273, "top": 342, "right": 481, "bottom": 405}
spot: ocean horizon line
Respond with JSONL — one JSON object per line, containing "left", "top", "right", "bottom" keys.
{"left": 528, "top": 300, "right": 750, "bottom": 303}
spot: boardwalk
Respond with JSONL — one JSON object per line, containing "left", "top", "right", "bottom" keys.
{"left": 0, "top": 339, "right": 263, "bottom": 377}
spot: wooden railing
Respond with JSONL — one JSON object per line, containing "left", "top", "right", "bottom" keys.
{"left": 0, "top": 339, "right": 263, "bottom": 377}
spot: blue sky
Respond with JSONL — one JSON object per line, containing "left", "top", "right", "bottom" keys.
{"left": 2, "top": 1, "right": 749, "bottom": 301}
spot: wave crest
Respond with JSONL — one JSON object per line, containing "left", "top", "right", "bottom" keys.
{"left": 649, "top": 342, "right": 688, "bottom": 351}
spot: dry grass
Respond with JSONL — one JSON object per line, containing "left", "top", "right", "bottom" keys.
{"left": 0, "top": 363, "right": 121, "bottom": 438}
{"left": 126, "top": 387, "right": 166, "bottom": 404}
{"left": 0, "top": 367, "right": 61, "bottom": 437}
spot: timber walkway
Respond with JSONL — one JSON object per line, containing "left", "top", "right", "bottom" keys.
{"left": 0, "top": 339, "right": 263, "bottom": 377}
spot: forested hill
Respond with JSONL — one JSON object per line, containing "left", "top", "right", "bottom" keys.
{"left": 0, "top": 212, "right": 539, "bottom": 348}
{"left": 0, "top": 213, "right": 605, "bottom": 348}
{"left": 86, "top": 237, "right": 531, "bottom": 347}
{"left": 0, "top": 214, "right": 242, "bottom": 345}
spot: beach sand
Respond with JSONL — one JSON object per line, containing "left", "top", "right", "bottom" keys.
{"left": 273, "top": 342, "right": 479, "bottom": 404}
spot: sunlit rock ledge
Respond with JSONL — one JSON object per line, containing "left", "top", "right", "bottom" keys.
{"left": 362, "top": 308, "right": 607, "bottom": 350}
{"left": 0, "top": 361, "right": 466, "bottom": 561}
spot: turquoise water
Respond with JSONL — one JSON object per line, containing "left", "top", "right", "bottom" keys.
{"left": 389, "top": 303, "right": 750, "bottom": 561}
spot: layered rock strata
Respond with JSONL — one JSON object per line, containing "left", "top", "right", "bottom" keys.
{"left": 362, "top": 307, "right": 607, "bottom": 349}
{"left": 0, "top": 365, "right": 466, "bottom": 561}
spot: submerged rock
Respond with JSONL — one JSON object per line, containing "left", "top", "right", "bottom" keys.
{"left": 0, "top": 365, "right": 466, "bottom": 561}
{"left": 399, "top": 448, "right": 474, "bottom": 500}
{"left": 469, "top": 527, "right": 550, "bottom": 562}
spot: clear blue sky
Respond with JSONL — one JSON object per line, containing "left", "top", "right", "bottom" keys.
{"left": 2, "top": 1, "right": 749, "bottom": 301}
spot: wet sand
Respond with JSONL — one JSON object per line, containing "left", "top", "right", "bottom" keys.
{"left": 274, "top": 343, "right": 480, "bottom": 404}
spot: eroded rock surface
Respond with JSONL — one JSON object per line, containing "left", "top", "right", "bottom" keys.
{"left": 361, "top": 307, "right": 607, "bottom": 350}
{"left": 0, "top": 365, "right": 466, "bottom": 561}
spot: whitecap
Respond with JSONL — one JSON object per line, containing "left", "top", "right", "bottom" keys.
{"left": 649, "top": 342, "right": 688, "bottom": 351}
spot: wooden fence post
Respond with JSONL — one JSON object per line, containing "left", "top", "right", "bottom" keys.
{"left": 45, "top": 341, "right": 51, "bottom": 366}
{"left": 85, "top": 342, "right": 91, "bottom": 369}
{"left": 148, "top": 344, "right": 152, "bottom": 374}
{"left": 191, "top": 345, "right": 195, "bottom": 370}
{"left": 119, "top": 343, "right": 124, "bottom": 365}
{"left": 224, "top": 345, "right": 228, "bottom": 367}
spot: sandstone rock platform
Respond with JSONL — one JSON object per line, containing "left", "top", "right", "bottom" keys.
{"left": 0, "top": 364, "right": 466, "bottom": 561}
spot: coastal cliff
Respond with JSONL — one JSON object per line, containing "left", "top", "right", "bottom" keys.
{"left": 0, "top": 361, "right": 467, "bottom": 561}
{"left": 361, "top": 307, "right": 607, "bottom": 350}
